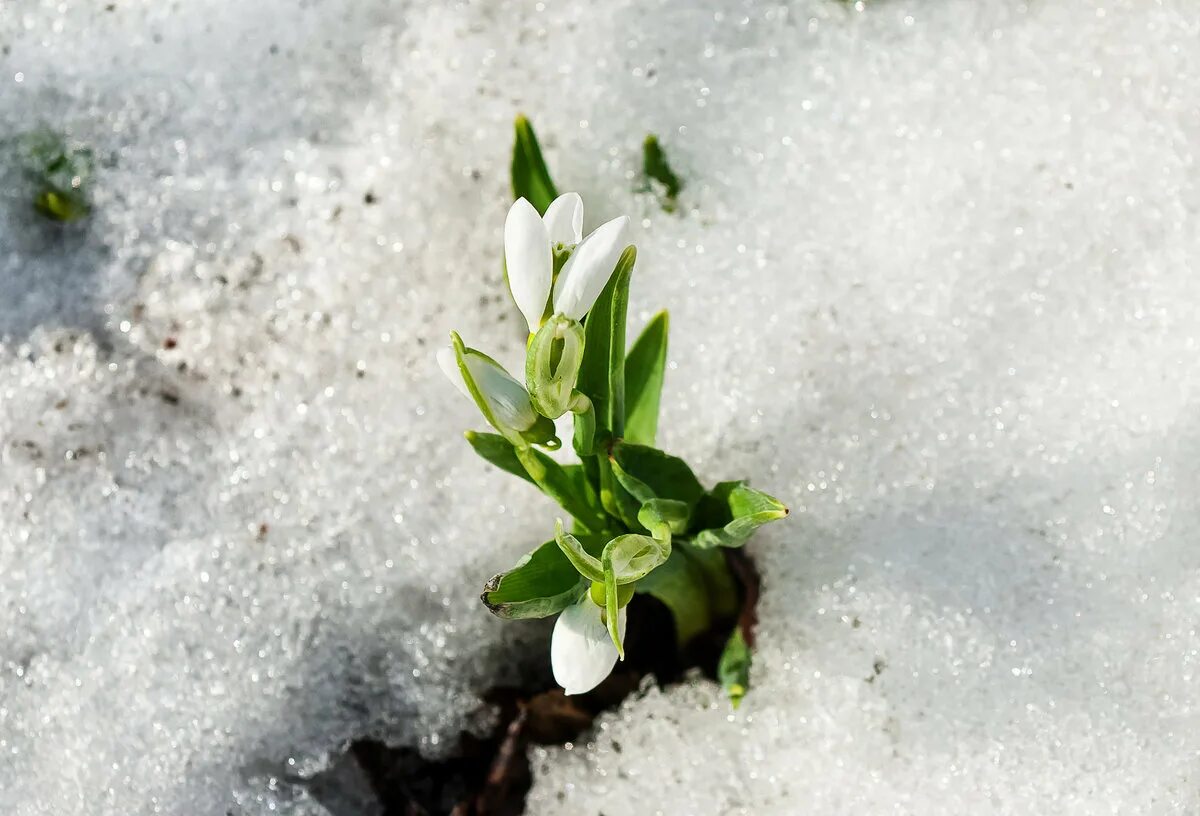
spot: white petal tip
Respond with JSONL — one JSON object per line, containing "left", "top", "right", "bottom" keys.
{"left": 544, "top": 192, "right": 585, "bottom": 246}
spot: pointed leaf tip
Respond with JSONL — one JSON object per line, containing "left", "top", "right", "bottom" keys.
{"left": 625, "top": 310, "right": 670, "bottom": 446}
{"left": 511, "top": 115, "right": 558, "bottom": 215}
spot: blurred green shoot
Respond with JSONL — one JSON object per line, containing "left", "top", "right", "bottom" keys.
{"left": 642, "top": 134, "right": 683, "bottom": 213}
{"left": 19, "top": 130, "right": 95, "bottom": 223}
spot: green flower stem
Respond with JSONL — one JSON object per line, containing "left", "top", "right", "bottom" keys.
{"left": 569, "top": 390, "right": 595, "bottom": 455}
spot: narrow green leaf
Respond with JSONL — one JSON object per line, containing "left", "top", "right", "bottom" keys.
{"left": 597, "top": 453, "right": 642, "bottom": 530}
{"left": 575, "top": 248, "right": 636, "bottom": 441}
{"left": 607, "top": 454, "right": 657, "bottom": 505}
{"left": 514, "top": 445, "right": 609, "bottom": 533}
{"left": 511, "top": 115, "right": 558, "bottom": 214}
{"left": 555, "top": 520, "right": 605, "bottom": 583}
{"left": 624, "top": 311, "right": 668, "bottom": 446}
{"left": 464, "top": 431, "right": 533, "bottom": 485}
{"left": 692, "top": 482, "right": 789, "bottom": 549}
{"left": 602, "top": 548, "right": 624, "bottom": 658}
{"left": 607, "top": 248, "right": 634, "bottom": 438}
{"left": 562, "top": 463, "right": 608, "bottom": 534}
{"left": 482, "top": 539, "right": 586, "bottom": 619}
{"left": 610, "top": 441, "right": 705, "bottom": 510}
{"left": 718, "top": 628, "right": 752, "bottom": 708}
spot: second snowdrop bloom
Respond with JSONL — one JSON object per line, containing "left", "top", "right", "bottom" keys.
{"left": 504, "top": 193, "right": 631, "bottom": 333}
{"left": 438, "top": 332, "right": 558, "bottom": 448}
{"left": 551, "top": 594, "right": 627, "bottom": 696}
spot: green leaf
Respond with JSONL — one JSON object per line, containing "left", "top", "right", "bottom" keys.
{"left": 642, "top": 134, "right": 683, "bottom": 212}
{"left": 637, "top": 498, "right": 689, "bottom": 536}
{"left": 597, "top": 452, "right": 642, "bottom": 530}
{"left": 562, "top": 464, "right": 607, "bottom": 533}
{"left": 514, "top": 445, "right": 609, "bottom": 533}
{"left": 603, "top": 532, "right": 671, "bottom": 584}
{"left": 718, "top": 628, "right": 752, "bottom": 708}
{"left": 607, "top": 453, "right": 656, "bottom": 505}
{"left": 575, "top": 247, "right": 636, "bottom": 443}
{"left": 464, "top": 431, "right": 534, "bottom": 485}
{"left": 635, "top": 551, "right": 711, "bottom": 646}
{"left": 624, "top": 311, "right": 669, "bottom": 446}
{"left": 692, "top": 482, "right": 789, "bottom": 549}
{"left": 554, "top": 520, "right": 605, "bottom": 583}
{"left": 678, "top": 542, "right": 739, "bottom": 621}
{"left": 602, "top": 549, "right": 624, "bottom": 657}
{"left": 511, "top": 115, "right": 558, "bottom": 214}
{"left": 609, "top": 441, "right": 705, "bottom": 510}
{"left": 482, "top": 539, "right": 586, "bottom": 619}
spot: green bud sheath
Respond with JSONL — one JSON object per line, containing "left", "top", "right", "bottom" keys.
{"left": 526, "top": 315, "right": 586, "bottom": 419}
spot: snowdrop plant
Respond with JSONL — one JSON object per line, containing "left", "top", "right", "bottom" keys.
{"left": 440, "top": 117, "right": 787, "bottom": 698}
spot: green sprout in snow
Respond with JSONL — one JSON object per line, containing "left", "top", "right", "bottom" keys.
{"left": 511, "top": 114, "right": 559, "bottom": 215}
{"left": 441, "top": 117, "right": 786, "bottom": 700}
{"left": 18, "top": 130, "right": 95, "bottom": 223}
{"left": 641, "top": 134, "right": 684, "bottom": 213}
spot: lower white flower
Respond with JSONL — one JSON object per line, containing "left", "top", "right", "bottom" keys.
{"left": 551, "top": 595, "right": 627, "bottom": 695}
{"left": 437, "top": 345, "right": 538, "bottom": 432}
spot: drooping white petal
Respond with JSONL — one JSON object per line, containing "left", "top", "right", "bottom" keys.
{"left": 504, "top": 198, "right": 553, "bottom": 333}
{"left": 551, "top": 596, "right": 627, "bottom": 695}
{"left": 437, "top": 347, "right": 471, "bottom": 399}
{"left": 464, "top": 352, "right": 539, "bottom": 431}
{"left": 543, "top": 192, "right": 584, "bottom": 246}
{"left": 552, "top": 215, "right": 631, "bottom": 321}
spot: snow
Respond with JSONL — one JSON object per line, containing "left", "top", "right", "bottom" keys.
{"left": 2, "top": 0, "right": 1200, "bottom": 813}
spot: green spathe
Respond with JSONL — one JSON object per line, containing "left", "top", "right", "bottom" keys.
{"left": 526, "top": 315, "right": 586, "bottom": 419}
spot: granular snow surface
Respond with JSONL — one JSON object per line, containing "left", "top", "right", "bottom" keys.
{"left": 2, "top": 1, "right": 1200, "bottom": 814}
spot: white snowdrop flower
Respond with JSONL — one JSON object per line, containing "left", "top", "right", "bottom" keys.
{"left": 551, "top": 595, "right": 627, "bottom": 695}
{"left": 552, "top": 214, "right": 630, "bottom": 322}
{"left": 437, "top": 345, "right": 539, "bottom": 432}
{"left": 504, "top": 193, "right": 631, "bottom": 332}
